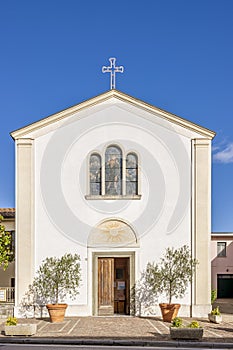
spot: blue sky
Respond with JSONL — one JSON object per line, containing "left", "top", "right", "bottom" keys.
{"left": 0, "top": 0, "right": 232, "bottom": 232}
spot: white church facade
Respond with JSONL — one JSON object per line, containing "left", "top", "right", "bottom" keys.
{"left": 11, "top": 89, "right": 215, "bottom": 317}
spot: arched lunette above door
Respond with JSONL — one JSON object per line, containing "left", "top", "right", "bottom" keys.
{"left": 88, "top": 219, "right": 139, "bottom": 248}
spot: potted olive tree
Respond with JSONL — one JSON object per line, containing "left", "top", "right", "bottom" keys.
{"left": 145, "top": 245, "right": 198, "bottom": 322}
{"left": 32, "top": 253, "right": 81, "bottom": 323}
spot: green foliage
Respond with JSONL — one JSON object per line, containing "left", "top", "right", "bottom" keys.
{"left": 0, "top": 215, "right": 15, "bottom": 270}
{"left": 171, "top": 317, "right": 183, "bottom": 328}
{"left": 211, "top": 306, "right": 221, "bottom": 315}
{"left": 188, "top": 321, "right": 201, "bottom": 328}
{"left": 32, "top": 253, "right": 81, "bottom": 304}
{"left": 145, "top": 245, "right": 198, "bottom": 304}
{"left": 171, "top": 317, "right": 201, "bottom": 329}
{"left": 5, "top": 316, "right": 18, "bottom": 326}
{"left": 211, "top": 289, "right": 217, "bottom": 304}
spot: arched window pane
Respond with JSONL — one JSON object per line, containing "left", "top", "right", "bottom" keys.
{"left": 105, "top": 146, "right": 122, "bottom": 195}
{"left": 126, "top": 153, "right": 138, "bottom": 195}
{"left": 90, "top": 154, "right": 101, "bottom": 195}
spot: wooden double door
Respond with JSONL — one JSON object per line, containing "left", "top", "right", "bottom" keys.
{"left": 98, "top": 257, "right": 130, "bottom": 316}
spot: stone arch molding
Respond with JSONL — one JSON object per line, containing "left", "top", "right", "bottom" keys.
{"left": 88, "top": 219, "right": 139, "bottom": 248}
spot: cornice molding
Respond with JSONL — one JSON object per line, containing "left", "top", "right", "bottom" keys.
{"left": 16, "top": 138, "right": 34, "bottom": 146}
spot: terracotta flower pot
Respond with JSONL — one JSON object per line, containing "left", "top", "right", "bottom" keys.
{"left": 159, "top": 303, "right": 180, "bottom": 322}
{"left": 46, "top": 303, "right": 67, "bottom": 323}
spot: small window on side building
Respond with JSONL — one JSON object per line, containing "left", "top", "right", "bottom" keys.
{"left": 217, "top": 242, "right": 226, "bottom": 257}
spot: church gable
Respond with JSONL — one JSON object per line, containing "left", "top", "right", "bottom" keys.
{"left": 11, "top": 90, "right": 215, "bottom": 141}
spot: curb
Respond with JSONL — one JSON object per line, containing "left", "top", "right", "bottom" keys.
{"left": 0, "top": 338, "right": 233, "bottom": 348}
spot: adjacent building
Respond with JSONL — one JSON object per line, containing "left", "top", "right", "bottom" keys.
{"left": 0, "top": 208, "right": 15, "bottom": 289}
{"left": 211, "top": 232, "right": 233, "bottom": 298}
{"left": 0, "top": 208, "right": 15, "bottom": 315}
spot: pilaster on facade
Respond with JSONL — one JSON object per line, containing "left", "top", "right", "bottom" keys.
{"left": 192, "top": 138, "right": 212, "bottom": 314}
{"left": 15, "top": 138, "right": 34, "bottom": 310}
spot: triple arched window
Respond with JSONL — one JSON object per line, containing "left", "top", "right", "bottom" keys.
{"left": 87, "top": 145, "right": 141, "bottom": 199}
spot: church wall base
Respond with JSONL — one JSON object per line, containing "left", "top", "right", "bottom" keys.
{"left": 191, "top": 304, "right": 212, "bottom": 318}
{"left": 136, "top": 304, "right": 211, "bottom": 318}
{"left": 14, "top": 303, "right": 212, "bottom": 319}
{"left": 14, "top": 304, "right": 91, "bottom": 318}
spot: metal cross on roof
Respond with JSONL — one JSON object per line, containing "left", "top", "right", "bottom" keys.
{"left": 102, "top": 57, "right": 124, "bottom": 90}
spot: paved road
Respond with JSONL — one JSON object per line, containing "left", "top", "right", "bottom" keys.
{"left": 1, "top": 316, "right": 233, "bottom": 341}
{"left": 1, "top": 315, "right": 233, "bottom": 349}
{"left": 0, "top": 346, "right": 230, "bottom": 350}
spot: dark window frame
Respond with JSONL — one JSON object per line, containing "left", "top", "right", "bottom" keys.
{"left": 217, "top": 242, "right": 227, "bottom": 257}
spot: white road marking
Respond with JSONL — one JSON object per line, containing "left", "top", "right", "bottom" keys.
{"left": 146, "top": 319, "right": 162, "bottom": 334}
{"left": 59, "top": 320, "right": 71, "bottom": 332}
{"left": 67, "top": 318, "right": 80, "bottom": 334}
{"left": 158, "top": 320, "right": 170, "bottom": 331}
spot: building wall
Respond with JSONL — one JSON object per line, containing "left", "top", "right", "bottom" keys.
{"left": 14, "top": 98, "right": 213, "bottom": 317}
{"left": 32, "top": 104, "right": 193, "bottom": 315}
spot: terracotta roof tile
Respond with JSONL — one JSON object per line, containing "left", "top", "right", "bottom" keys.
{"left": 0, "top": 208, "right": 15, "bottom": 218}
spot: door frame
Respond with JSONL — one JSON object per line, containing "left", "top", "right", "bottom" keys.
{"left": 92, "top": 251, "right": 135, "bottom": 316}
